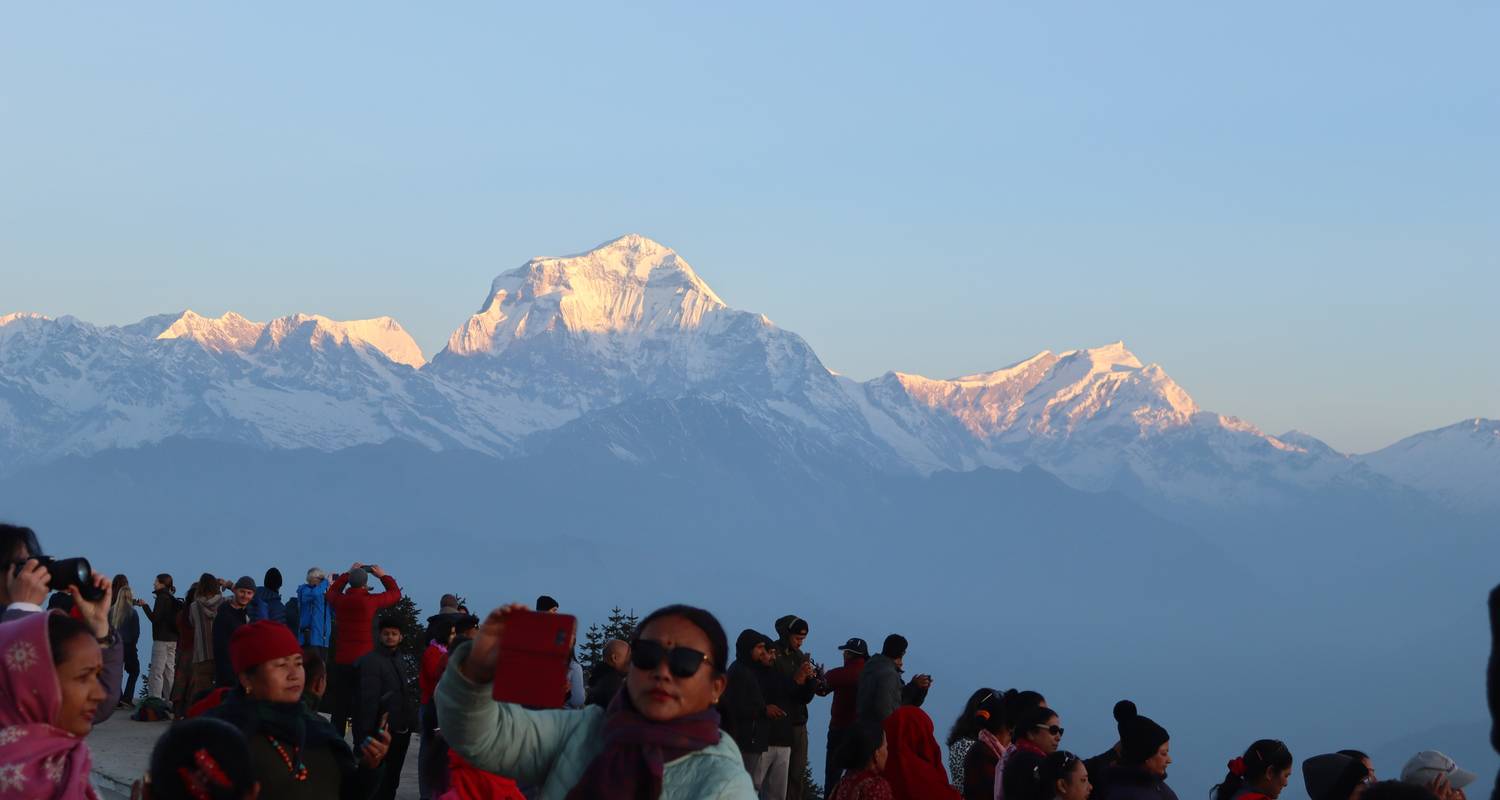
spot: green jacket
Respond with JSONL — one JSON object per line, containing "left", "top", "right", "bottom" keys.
{"left": 436, "top": 641, "right": 758, "bottom": 800}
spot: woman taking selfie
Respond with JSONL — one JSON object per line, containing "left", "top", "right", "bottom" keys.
{"left": 436, "top": 602, "right": 756, "bottom": 798}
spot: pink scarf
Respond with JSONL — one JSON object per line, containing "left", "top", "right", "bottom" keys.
{"left": 0, "top": 612, "right": 99, "bottom": 800}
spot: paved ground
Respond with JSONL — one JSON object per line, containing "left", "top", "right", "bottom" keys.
{"left": 87, "top": 713, "right": 422, "bottom": 799}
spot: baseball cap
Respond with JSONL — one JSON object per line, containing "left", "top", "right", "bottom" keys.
{"left": 838, "top": 637, "right": 869, "bottom": 658}
{"left": 1400, "top": 751, "right": 1476, "bottom": 790}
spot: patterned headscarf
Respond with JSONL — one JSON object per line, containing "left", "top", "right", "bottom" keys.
{"left": 0, "top": 611, "right": 100, "bottom": 800}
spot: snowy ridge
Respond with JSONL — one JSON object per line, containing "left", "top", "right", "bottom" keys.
{"left": 0, "top": 234, "right": 1492, "bottom": 513}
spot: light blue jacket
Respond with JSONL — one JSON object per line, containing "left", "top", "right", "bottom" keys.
{"left": 296, "top": 580, "right": 331, "bottom": 647}
{"left": 435, "top": 641, "right": 757, "bottom": 800}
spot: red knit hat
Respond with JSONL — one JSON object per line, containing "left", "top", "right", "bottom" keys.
{"left": 229, "top": 620, "right": 302, "bottom": 675}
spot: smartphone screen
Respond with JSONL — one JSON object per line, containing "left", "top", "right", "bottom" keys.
{"left": 492, "top": 610, "right": 577, "bottom": 708}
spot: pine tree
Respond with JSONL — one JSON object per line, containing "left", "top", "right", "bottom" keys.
{"left": 580, "top": 622, "right": 606, "bottom": 680}
{"left": 799, "top": 761, "right": 824, "bottom": 800}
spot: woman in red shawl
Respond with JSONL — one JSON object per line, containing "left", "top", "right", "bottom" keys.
{"left": 882, "top": 705, "right": 961, "bottom": 800}
{"left": 0, "top": 611, "right": 109, "bottom": 799}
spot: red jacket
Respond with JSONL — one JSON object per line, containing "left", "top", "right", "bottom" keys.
{"left": 420, "top": 642, "right": 449, "bottom": 706}
{"left": 883, "top": 706, "right": 960, "bottom": 800}
{"left": 824, "top": 658, "right": 866, "bottom": 729}
{"left": 326, "top": 572, "right": 402, "bottom": 665}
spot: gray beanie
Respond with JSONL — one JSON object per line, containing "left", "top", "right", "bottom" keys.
{"left": 347, "top": 567, "right": 368, "bottom": 589}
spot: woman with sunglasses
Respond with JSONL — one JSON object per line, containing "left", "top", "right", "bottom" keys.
{"left": 1000, "top": 706, "right": 1064, "bottom": 800}
{"left": 437, "top": 602, "right": 757, "bottom": 798}
{"left": 1039, "top": 751, "right": 1093, "bottom": 800}
{"left": 1212, "top": 740, "right": 1293, "bottom": 800}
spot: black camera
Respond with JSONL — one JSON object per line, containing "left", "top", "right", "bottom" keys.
{"left": 12, "top": 556, "right": 103, "bottom": 602}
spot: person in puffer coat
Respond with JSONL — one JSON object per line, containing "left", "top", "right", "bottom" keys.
{"left": 437, "top": 602, "right": 756, "bottom": 799}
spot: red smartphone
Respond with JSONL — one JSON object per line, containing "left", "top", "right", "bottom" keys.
{"left": 492, "top": 610, "right": 577, "bottom": 708}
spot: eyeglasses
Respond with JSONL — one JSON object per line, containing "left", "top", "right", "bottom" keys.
{"left": 1034, "top": 724, "right": 1065, "bottom": 737}
{"left": 631, "top": 639, "right": 711, "bottom": 678}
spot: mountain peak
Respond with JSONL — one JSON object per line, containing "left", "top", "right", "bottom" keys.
{"left": 1058, "top": 341, "right": 1142, "bottom": 370}
{"left": 442, "top": 234, "right": 728, "bottom": 358}
{"left": 259, "top": 314, "right": 426, "bottom": 368}
{"left": 0, "top": 312, "right": 50, "bottom": 327}
{"left": 156, "top": 310, "right": 266, "bottom": 353}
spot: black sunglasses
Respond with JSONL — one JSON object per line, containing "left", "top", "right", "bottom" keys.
{"left": 631, "top": 639, "right": 710, "bottom": 678}
{"left": 1034, "top": 724, "right": 1065, "bottom": 737}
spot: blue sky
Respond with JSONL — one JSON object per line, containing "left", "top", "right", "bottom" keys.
{"left": 2, "top": 2, "right": 1495, "bottom": 453}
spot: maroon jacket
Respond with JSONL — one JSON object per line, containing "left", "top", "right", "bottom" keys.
{"left": 824, "top": 657, "right": 866, "bottom": 730}
{"left": 326, "top": 572, "right": 401, "bottom": 665}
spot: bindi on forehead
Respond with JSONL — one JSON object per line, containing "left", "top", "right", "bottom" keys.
{"left": 641, "top": 616, "right": 709, "bottom": 652}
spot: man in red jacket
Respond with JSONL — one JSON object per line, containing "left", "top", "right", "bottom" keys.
{"left": 326, "top": 562, "right": 401, "bottom": 735}
{"left": 819, "top": 637, "right": 869, "bottom": 795}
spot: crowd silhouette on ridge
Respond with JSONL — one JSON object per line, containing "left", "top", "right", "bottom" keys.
{"left": 1, "top": 521, "right": 1495, "bottom": 800}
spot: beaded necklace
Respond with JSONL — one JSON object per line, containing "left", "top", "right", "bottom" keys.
{"left": 264, "top": 735, "right": 310, "bottom": 781}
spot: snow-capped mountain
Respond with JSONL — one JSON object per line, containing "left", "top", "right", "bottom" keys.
{"left": 1359, "top": 418, "right": 1500, "bottom": 512}
{"left": 839, "top": 341, "right": 1381, "bottom": 506}
{"left": 0, "top": 234, "right": 1491, "bottom": 515}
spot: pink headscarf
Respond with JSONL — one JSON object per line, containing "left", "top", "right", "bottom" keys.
{"left": 0, "top": 611, "right": 99, "bottom": 800}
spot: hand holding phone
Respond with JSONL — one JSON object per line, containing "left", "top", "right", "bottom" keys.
{"left": 490, "top": 608, "right": 577, "bottom": 708}
{"left": 460, "top": 603, "right": 528, "bottom": 684}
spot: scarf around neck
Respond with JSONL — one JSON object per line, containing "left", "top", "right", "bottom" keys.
{"left": 0, "top": 611, "right": 100, "bottom": 800}
{"left": 564, "top": 689, "right": 723, "bottom": 800}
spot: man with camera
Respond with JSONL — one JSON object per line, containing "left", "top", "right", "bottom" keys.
{"left": 1, "top": 522, "right": 126, "bottom": 722}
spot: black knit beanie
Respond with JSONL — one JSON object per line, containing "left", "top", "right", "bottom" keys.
{"left": 1116, "top": 699, "right": 1170, "bottom": 764}
{"left": 1303, "top": 754, "right": 1367, "bottom": 800}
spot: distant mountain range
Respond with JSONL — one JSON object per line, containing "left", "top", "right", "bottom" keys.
{"left": 2, "top": 234, "right": 1494, "bottom": 514}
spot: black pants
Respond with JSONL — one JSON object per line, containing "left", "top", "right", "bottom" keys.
{"left": 122, "top": 640, "right": 141, "bottom": 704}
{"left": 329, "top": 664, "right": 358, "bottom": 735}
{"left": 825, "top": 726, "right": 848, "bottom": 797}
{"left": 371, "top": 730, "right": 412, "bottom": 800}
{"left": 418, "top": 702, "right": 449, "bottom": 800}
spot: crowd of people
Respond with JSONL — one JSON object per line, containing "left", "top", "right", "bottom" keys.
{"left": 1, "top": 521, "right": 1497, "bottom": 800}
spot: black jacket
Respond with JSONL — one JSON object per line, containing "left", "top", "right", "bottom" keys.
{"left": 759, "top": 655, "right": 812, "bottom": 746}
{"left": 141, "top": 589, "right": 181, "bottom": 642}
{"left": 585, "top": 667, "right": 626, "bottom": 708}
{"left": 721, "top": 658, "right": 769, "bottom": 754}
{"left": 212, "top": 603, "right": 250, "bottom": 687}
{"left": 1098, "top": 766, "right": 1180, "bottom": 800}
{"left": 1002, "top": 745, "right": 1047, "bottom": 800}
{"left": 355, "top": 645, "right": 419, "bottom": 739}
{"left": 771, "top": 642, "right": 818, "bottom": 727}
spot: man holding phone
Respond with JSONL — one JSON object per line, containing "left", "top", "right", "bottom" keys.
{"left": 357, "top": 616, "right": 420, "bottom": 800}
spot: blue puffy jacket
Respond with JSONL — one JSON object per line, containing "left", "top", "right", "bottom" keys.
{"left": 250, "top": 586, "right": 286, "bottom": 624}
{"left": 297, "top": 581, "right": 332, "bottom": 647}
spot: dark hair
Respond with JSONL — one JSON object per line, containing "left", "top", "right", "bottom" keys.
{"left": 111, "top": 574, "right": 130, "bottom": 594}
{"left": 302, "top": 647, "right": 326, "bottom": 686}
{"left": 377, "top": 614, "right": 402, "bottom": 632}
{"left": 429, "top": 615, "right": 458, "bottom": 647}
{"left": 263, "top": 568, "right": 282, "bottom": 592}
{"left": 630, "top": 604, "right": 729, "bottom": 676}
{"left": 1012, "top": 704, "right": 1060, "bottom": 740}
{"left": 1214, "top": 740, "right": 1294, "bottom": 800}
{"left": 184, "top": 583, "right": 198, "bottom": 603}
{"left": 1039, "top": 751, "right": 1087, "bottom": 799}
{"left": 47, "top": 613, "right": 96, "bottom": 665}
{"left": 837, "top": 720, "right": 887, "bottom": 770}
{"left": 147, "top": 718, "right": 257, "bottom": 800}
{"left": 156, "top": 573, "right": 175, "bottom": 592}
{"left": 455, "top": 614, "right": 480, "bottom": 637}
{"left": 0, "top": 523, "right": 41, "bottom": 562}
{"left": 1337, "top": 750, "right": 1370, "bottom": 765}
{"left": 197, "top": 573, "right": 217, "bottom": 595}
{"left": 948, "top": 687, "right": 1000, "bottom": 746}
{"left": 536, "top": 595, "right": 559, "bottom": 612}
{"left": 881, "top": 634, "right": 908, "bottom": 659}
{"left": 1361, "top": 782, "right": 1436, "bottom": 800}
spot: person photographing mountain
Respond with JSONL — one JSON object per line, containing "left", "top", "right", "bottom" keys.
{"left": 437, "top": 601, "right": 756, "bottom": 798}
{"left": 326, "top": 562, "right": 402, "bottom": 735}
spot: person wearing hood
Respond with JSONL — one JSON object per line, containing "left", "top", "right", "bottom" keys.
{"left": 882, "top": 705, "right": 960, "bottom": 800}
{"left": 204, "top": 620, "right": 390, "bottom": 800}
{"left": 326, "top": 562, "right": 402, "bottom": 735}
{"left": 213, "top": 577, "right": 259, "bottom": 688}
{"left": 251, "top": 568, "right": 287, "bottom": 625}
{"left": 856, "top": 634, "right": 932, "bottom": 727}
{"left": 721, "top": 629, "right": 774, "bottom": 777}
{"left": 1095, "top": 702, "right": 1176, "bottom": 800}
{"left": 1211, "top": 740, "right": 1293, "bottom": 800}
{"left": 773, "top": 614, "right": 819, "bottom": 800}
{"left": 1303, "top": 753, "right": 1376, "bottom": 800}
{"left": 296, "top": 567, "right": 332, "bottom": 661}
{"left": 188, "top": 572, "right": 228, "bottom": 703}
